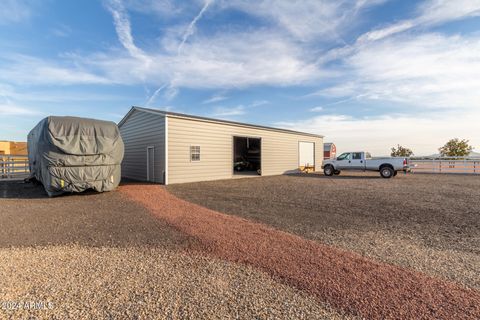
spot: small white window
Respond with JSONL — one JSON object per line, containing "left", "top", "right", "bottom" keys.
{"left": 190, "top": 146, "right": 200, "bottom": 161}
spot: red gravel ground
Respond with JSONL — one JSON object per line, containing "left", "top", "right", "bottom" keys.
{"left": 120, "top": 184, "right": 480, "bottom": 320}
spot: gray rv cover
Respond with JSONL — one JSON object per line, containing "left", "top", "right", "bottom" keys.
{"left": 27, "top": 116, "right": 124, "bottom": 197}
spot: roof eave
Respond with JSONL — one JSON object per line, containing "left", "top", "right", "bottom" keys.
{"left": 120, "top": 106, "right": 324, "bottom": 138}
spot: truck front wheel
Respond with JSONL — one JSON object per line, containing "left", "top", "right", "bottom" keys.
{"left": 380, "top": 166, "right": 394, "bottom": 178}
{"left": 324, "top": 165, "right": 334, "bottom": 176}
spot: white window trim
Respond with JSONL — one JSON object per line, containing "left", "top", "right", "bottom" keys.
{"left": 190, "top": 145, "right": 201, "bottom": 162}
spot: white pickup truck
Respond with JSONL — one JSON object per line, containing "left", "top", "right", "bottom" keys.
{"left": 322, "top": 151, "right": 410, "bottom": 178}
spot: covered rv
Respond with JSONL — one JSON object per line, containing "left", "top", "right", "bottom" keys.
{"left": 27, "top": 116, "right": 124, "bottom": 197}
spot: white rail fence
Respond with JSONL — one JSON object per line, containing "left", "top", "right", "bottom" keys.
{"left": 410, "top": 157, "right": 480, "bottom": 175}
{"left": 1, "top": 155, "right": 479, "bottom": 178}
{"left": 0, "top": 155, "right": 30, "bottom": 180}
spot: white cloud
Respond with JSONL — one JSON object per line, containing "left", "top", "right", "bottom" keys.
{"left": 0, "top": 104, "right": 39, "bottom": 116}
{"left": 310, "top": 106, "right": 324, "bottom": 112}
{"left": 104, "top": 0, "right": 152, "bottom": 78}
{"left": 359, "top": 0, "right": 480, "bottom": 42}
{"left": 202, "top": 92, "right": 228, "bottom": 104}
{"left": 319, "top": 33, "right": 480, "bottom": 110}
{"left": 80, "top": 1, "right": 327, "bottom": 97}
{"left": 178, "top": 0, "right": 213, "bottom": 53}
{"left": 0, "top": 54, "right": 110, "bottom": 85}
{"left": 145, "top": 83, "right": 168, "bottom": 106}
{"left": 0, "top": 0, "right": 34, "bottom": 25}
{"left": 211, "top": 105, "right": 246, "bottom": 117}
{"left": 169, "top": 31, "right": 321, "bottom": 88}
{"left": 2, "top": 0, "right": 478, "bottom": 125}
{"left": 250, "top": 100, "right": 269, "bottom": 107}
{"left": 104, "top": 0, "right": 144, "bottom": 58}
{"left": 50, "top": 24, "right": 72, "bottom": 38}
{"left": 0, "top": 1, "right": 381, "bottom": 90}
{"left": 417, "top": 0, "right": 480, "bottom": 24}
{"left": 122, "top": 0, "right": 180, "bottom": 16}
{"left": 211, "top": 100, "right": 269, "bottom": 117}
{"left": 80, "top": 29, "right": 321, "bottom": 89}
{"left": 277, "top": 111, "right": 480, "bottom": 156}
{"left": 145, "top": 0, "right": 213, "bottom": 105}
{"left": 222, "top": 0, "right": 386, "bottom": 42}
{"left": 358, "top": 21, "right": 415, "bottom": 42}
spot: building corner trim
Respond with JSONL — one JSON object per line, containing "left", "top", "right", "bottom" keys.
{"left": 164, "top": 116, "right": 169, "bottom": 185}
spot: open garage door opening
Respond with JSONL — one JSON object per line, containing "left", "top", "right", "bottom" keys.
{"left": 233, "top": 137, "right": 261, "bottom": 176}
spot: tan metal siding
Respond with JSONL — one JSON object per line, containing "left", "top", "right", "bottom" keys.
{"left": 167, "top": 117, "right": 323, "bottom": 184}
{"left": 119, "top": 110, "right": 165, "bottom": 183}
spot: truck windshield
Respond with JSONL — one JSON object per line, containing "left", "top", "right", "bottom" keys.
{"left": 337, "top": 153, "right": 350, "bottom": 160}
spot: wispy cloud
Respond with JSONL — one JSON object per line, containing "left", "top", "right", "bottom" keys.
{"left": 359, "top": 0, "right": 480, "bottom": 42}
{"left": 50, "top": 24, "right": 72, "bottom": 38}
{"left": 146, "top": 0, "right": 213, "bottom": 106}
{"left": 318, "top": 33, "right": 480, "bottom": 110}
{"left": 0, "top": 1, "right": 373, "bottom": 90}
{"left": 310, "top": 106, "right": 323, "bottom": 112}
{"left": 178, "top": 0, "right": 213, "bottom": 53}
{"left": 211, "top": 99, "right": 269, "bottom": 117}
{"left": 0, "top": 0, "right": 35, "bottom": 25}
{"left": 223, "top": 0, "right": 385, "bottom": 42}
{"left": 123, "top": 0, "right": 180, "bottom": 17}
{"left": 104, "top": 0, "right": 151, "bottom": 67}
{"left": 202, "top": 92, "right": 228, "bottom": 104}
{"left": 0, "top": 104, "right": 39, "bottom": 116}
{"left": 250, "top": 100, "right": 269, "bottom": 107}
{"left": 211, "top": 105, "right": 245, "bottom": 117}
{"left": 0, "top": 54, "right": 110, "bottom": 85}
{"left": 358, "top": 21, "right": 415, "bottom": 42}
{"left": 145, "top": 83, "right": 168, "bottom": 106}
{"left": 417, "top": 0, "right": 480, "bottom": 25}
{"left": 81, "top": 28, "right": 322, "bottom": 89}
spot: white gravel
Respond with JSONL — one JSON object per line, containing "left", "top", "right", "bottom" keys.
{"left": 0, "top": 245, "right": 349, "bottom": 319}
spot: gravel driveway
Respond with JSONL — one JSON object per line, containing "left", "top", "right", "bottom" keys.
{"left": 0, "top": 180, "right": 343, "bottom": 319}
{"left": 2, "top": 174, "right": 479, "bottom": 319}
{"left": 168, "top": 172, "right": 480, "bottom": 290}
{"left": 124, "top": 183, "right": 480, "bottom": 319}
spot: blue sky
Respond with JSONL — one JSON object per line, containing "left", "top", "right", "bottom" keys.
{"left": 1, "top": 0, "right": 479, "bottom": 155}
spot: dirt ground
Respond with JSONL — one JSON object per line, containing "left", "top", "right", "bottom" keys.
{"left": 123, "top": 183, "right": 480, "bottom": 319}
{"left": 168, "top": 172, "right": 480, "bottom": 290}
{"left": 1, "top": 173, "right": 479, "bottom": 319}
{"left": 0, "top": 180, "right": 343, "bottom": 319}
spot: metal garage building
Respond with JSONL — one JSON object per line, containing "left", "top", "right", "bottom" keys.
{"left": 118, "top": 106, "right": 323, "bottom": 185}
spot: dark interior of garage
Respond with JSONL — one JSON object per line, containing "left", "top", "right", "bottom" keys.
{"left": 233, "top": 137, "right": 261, "bottom": 175}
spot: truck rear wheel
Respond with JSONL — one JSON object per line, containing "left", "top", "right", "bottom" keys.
{"left": 380, "top": 166, "right": 394, "bottom": 178}
{"left": 324, "top": 165, "right": 334, "bottom": 176}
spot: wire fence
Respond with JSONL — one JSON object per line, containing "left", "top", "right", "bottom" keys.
{"left": 0, "top": 155, "right": 30, "bottom": 180}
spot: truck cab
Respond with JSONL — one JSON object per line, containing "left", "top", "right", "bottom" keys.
{"left": 334, "top": 152, "right": 372, "bottom": 170}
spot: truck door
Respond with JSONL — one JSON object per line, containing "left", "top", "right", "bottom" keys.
{"left": 335, "top": 152, "right": 352, "bottom": 170}
{"left": 350, "top": 152, "right": 365, "bottom": 170}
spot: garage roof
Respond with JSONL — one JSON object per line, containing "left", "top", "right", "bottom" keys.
{"left": 119, "top": 106, "right": 324, "bottom": 138}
